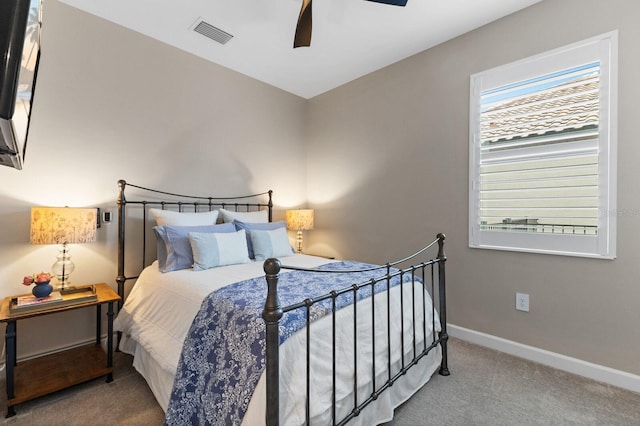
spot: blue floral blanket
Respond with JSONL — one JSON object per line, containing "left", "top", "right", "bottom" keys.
{"left": 164, "top": 261, "right": 414, "bottom": 426}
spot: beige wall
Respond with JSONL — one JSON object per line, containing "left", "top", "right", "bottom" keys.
{"left": 306, "top": 0, "right": 640, "bottom": 375}
{"left": 0, "top": 1, "right": 307, "bottom": 358}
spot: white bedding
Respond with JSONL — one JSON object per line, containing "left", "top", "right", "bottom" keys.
{"left": 114, "top": 254, "right": 442, "bottom": 425}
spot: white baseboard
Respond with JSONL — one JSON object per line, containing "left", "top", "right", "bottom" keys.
{"left": 448, "top": 324, "right": 640, "bottom": 394}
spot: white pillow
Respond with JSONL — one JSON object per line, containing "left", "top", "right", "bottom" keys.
{"left": 149, "top": 208, "right": 219, "bottom": 226}
{"left": 219, "top": 208, "right": 268, "bottom": 224}
{"left": 189, "top": 229, "right": 250, "bottom": 270}
{"left": 250, "top": 228, "right": 295, "bottom": 261}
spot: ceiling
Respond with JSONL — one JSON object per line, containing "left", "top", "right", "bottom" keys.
{"left": 57, "top": 0, "right": 542, "bottom": 99}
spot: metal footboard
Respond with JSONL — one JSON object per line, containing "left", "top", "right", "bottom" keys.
{"left": 263, "top": 234, "right": 449, "bottom": 425}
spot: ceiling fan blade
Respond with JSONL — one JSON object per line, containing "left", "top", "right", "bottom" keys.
{"left": 366, "top": 0, "right": 408, "bottom": 5}
{"left": 293, "top": 0, "right": 406, "bottom": 48}
{"left": 294, "top": 0, "right": 313, "bottom": 48}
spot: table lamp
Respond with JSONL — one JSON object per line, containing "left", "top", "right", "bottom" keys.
{"left": 286, "top": 209, "right": 314, "bottom": 254}
{"left": 30, "top": 207, "right": 97, "bottom": 291}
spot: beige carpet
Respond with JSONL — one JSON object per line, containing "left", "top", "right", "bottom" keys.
{"left": 387, "top": 339, "right": 640, "bottom": 425}
{"left": 2, "top": 338, "right": 639, "bottom": 425}
{"left": 1, "top": 350, "right": 165, "bottom": 426}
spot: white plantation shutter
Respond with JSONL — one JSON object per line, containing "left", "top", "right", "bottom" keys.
{"left": 480, "top": 63, "right": 600, "bottom": 234}
{"left": 469, "top": 32, "right": 617, "bottom": 258}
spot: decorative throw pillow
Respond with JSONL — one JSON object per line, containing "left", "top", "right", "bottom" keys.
{"left": 219, "top": 208, "right": 268, "bottom": 224}
{"left": 233, "top": 220, "right": 287, "bottom": 259}
{"left": 189, "top": 229, "right": 250, "bottom": 271}
{"left": 154, "top": 223, "right": 236, "bottom": 272}
{"left": 149, "top": 208, "right": 219, "bottom": 226}
{"left": 250, "top": 228, "right": 295, "bottom": 261}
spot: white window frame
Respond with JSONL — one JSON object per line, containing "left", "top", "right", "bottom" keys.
{"left": 469, "top": 31, "right": 618, "bottom": 259}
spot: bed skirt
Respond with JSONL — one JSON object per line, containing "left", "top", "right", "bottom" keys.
{"left": 119, "top": 333, "right": 442, "bottom": 425}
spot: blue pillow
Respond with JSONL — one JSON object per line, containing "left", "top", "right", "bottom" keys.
{"left": 232, "top": 220, "right": 287, "bottom": 259}
{"left": 250, "top": 228, "right": 295, "bottom": 261}
{"left": 153, "top": 223, "right": 236, "bottom": 272}
{"left": 189, "top": 230, "right": 250, "bottom": 271}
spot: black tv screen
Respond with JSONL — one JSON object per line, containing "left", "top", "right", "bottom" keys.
{"left": 0, "top": 0, "right": 41, "bottom": 170}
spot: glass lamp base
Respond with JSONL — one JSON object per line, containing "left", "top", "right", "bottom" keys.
{"left": 52, "top": 243, "right": 75, "bottom": 290}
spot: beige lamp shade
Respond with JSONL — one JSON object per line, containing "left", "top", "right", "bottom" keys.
{"left": 30, "top": 207, "right": 97, "bottom": 290}
{"left": 286, "top": 209, "right": 314, "bottom": 254}
{"left": 286, "top": 209, "right": 314, "bottom": 231}
{"left": 30, "top": 207, "right": 97, "bottom": 245}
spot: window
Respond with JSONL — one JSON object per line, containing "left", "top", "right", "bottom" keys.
{"left": 469, "top": 32, "right": 617, "bottom": 258}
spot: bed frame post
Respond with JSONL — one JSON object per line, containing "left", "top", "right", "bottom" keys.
{"left": 116, "top": 179, "right": 127, "bottom": 310}
{"left": 263, "top": 258, "right": 283, "bottom": 426}
{"left": 436, "top": 233, "right": 450, "bottom": 376}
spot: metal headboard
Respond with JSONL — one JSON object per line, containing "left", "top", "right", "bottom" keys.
{"left": 115, "top": 179, "right": 273, "bottom": 309}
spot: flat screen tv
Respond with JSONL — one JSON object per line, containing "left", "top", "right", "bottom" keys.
{"left": 0, "top": 0, "right": 41, "bottom": 170}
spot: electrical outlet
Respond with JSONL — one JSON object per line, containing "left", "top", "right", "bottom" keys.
{"left": 516, "top": 293, "right": 529, "bottom": 312}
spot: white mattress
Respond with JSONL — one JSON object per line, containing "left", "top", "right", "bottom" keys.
{"left": 115, "top": 254, "right": 442, "bottom": 425}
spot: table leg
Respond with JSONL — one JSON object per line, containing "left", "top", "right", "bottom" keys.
{"left": 96, "top": 304, "right": 102, "bottom": 345}
{"left": 5, "top": 321, "right": 16, "bottom": 417}
{"left": 106, "top": 301, "right": 114, "bottom": 383}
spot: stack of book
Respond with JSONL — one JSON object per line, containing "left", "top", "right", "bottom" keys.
{"left": 9, "top": 285, "right": 98, "bottom": 316}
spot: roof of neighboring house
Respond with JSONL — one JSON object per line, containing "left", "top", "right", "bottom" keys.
{"left": 481, "top": 72, "right": 600, "bottom": 144}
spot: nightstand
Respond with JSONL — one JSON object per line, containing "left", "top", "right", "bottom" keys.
{"left": 0, "top": 283, "right": 120, "bottom": 417}
{"left": 306, "top": 253, "right": 336, "bottom": 259}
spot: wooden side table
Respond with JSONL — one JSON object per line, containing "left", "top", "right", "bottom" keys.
{"left": 306, "top": 253, "right": 336, "bottom": 259}
{"left": 0, "top": 283, "right": 120, "bottom": 417}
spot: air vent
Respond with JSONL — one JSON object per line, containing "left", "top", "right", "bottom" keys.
{"left": 192, "top": 19, "right": 233, "bottom": 45}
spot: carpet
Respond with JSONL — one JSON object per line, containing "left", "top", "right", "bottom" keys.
{"left": 2, "top": 338, "right": 639, "bottom": 425}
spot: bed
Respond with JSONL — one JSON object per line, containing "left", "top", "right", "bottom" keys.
{"left": 113, "top": 180, "right": 449, "bottom": 425}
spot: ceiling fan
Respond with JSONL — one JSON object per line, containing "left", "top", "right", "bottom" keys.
{"left": 294, "top": 0, "right": 408, "bottom": 48}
